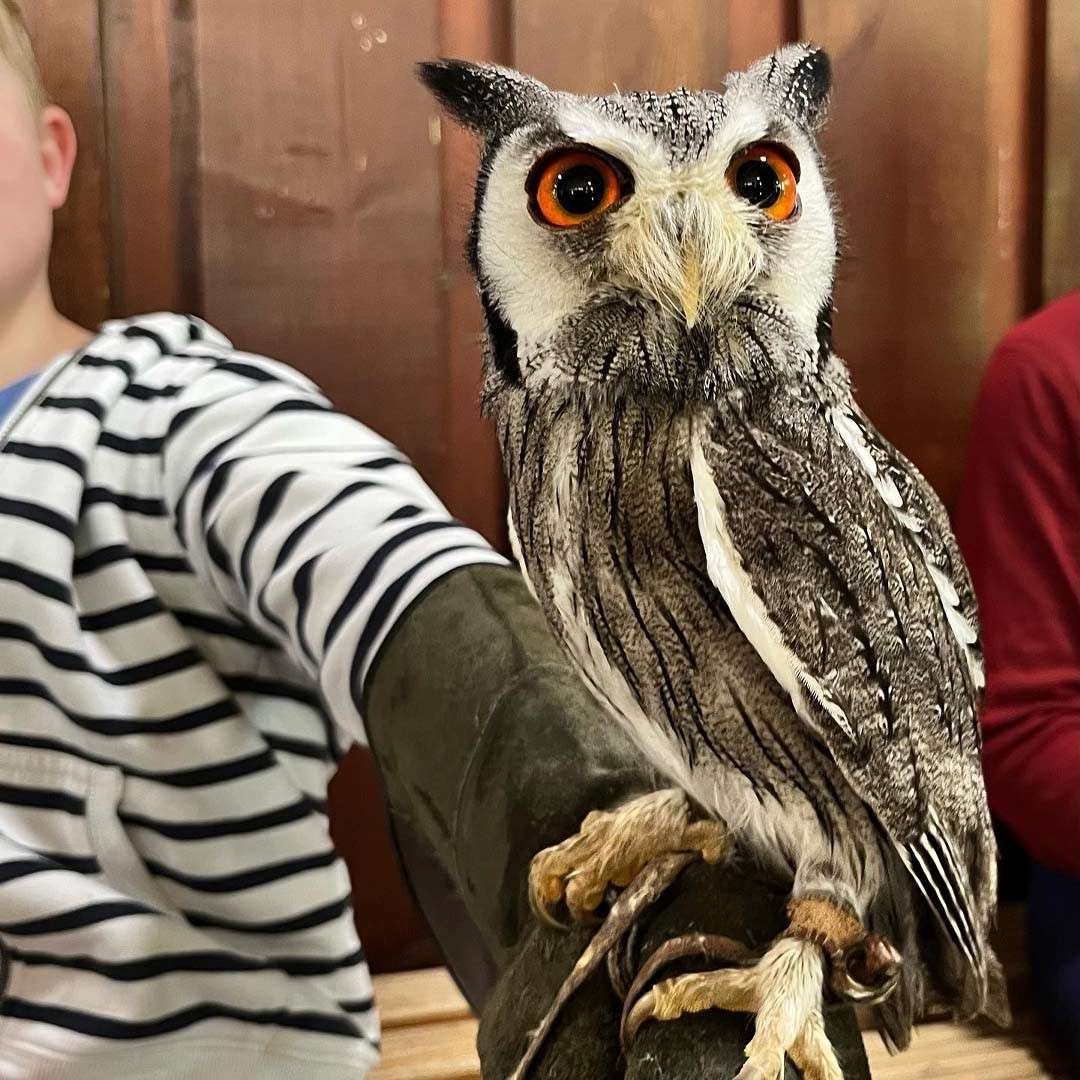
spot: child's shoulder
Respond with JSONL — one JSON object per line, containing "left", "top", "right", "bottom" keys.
{"left": 89, "top": 312, "right": 325, "bottom": 404}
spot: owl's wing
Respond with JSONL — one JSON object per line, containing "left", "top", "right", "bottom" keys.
{"left": 843, "top": 401, "right": 984, "bottom": 703}
{"left": 689, "top": 391, "right": 989, "bottom": 992}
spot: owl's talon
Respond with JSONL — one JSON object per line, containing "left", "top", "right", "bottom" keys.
{"left": 527, "top": 789, "right": 730, "bottom": 928}
{"left": 528, "top": 892, "right": 570, "bottom": 931}
{"left": 829, "top": 933, "right": 902, "bottom": 1004}
{"left": 622, "top": 986, "right": 659, "bottom": 1046}
{"left": 527, "top": 868, "right": 571, "bottom": 929}
{"left": 619, "top": 932, "right": 757, "bottom": 1048}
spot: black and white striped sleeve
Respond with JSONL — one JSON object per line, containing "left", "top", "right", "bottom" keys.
{"left": 161, "top": 353, "right": 508, "bottom": 741}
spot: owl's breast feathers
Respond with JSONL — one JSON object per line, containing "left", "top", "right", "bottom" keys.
{"left": 496, "top": 371, "right": 996, "bottom": 1001}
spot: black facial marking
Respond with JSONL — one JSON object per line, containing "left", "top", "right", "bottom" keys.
{"left": 478, "top": 285, "right": 521, "bottom": 386}
{"left": 466, "top": 149, "right": 494, "bottom": 275}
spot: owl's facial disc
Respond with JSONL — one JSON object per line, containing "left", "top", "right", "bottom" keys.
{"left": 521, "top": 134, "right": 801, "bottom": 329}
{"left": 422, "top": 45, "right": 837, "bottom": 377}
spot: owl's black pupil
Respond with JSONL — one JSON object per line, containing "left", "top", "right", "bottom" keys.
{"left": 735, "top": 159, "right": 782, "bottom": 208}
{"left": 554, "top": 165, "right": 607, "bottom": 215}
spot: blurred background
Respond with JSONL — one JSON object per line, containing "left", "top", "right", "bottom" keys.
{"left": 19, "top": 0, "right": 1079, "bottom": 974}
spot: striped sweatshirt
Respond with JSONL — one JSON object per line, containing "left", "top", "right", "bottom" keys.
{"left": 0, "top": 313, "right": 506, "bottom": 1078}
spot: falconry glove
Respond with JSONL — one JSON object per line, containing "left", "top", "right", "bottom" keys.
{"left": 361, "top": 563, "right": 870, "bottom": 1078}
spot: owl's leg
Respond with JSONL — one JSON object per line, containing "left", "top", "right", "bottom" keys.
{"left": 528, "top": 788, "right": 730, "bottom": 925}
{"left": 624, "top": 897, "right": 901, "bottom": 1080}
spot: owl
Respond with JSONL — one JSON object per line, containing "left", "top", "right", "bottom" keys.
{"left": 421, "top": 44, "right": 1007, "bottom": 1079}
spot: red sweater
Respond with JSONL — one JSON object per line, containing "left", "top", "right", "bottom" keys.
{"left": 954, "top": 293, "right": 1080, "bottom": 876}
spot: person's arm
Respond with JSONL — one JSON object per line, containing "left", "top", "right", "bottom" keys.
{"left": 953, "top": 325, "right": 1080, "bottom": 876}
{"left": 159, "top": 355, "right": 507, "bottom": 746}
{"left": 160, "top": 356, "right": 869, "bottom": 1077}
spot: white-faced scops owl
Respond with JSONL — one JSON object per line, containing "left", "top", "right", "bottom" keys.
{"left": 421, "top": 43, "right": 1008, "bottom": 1080}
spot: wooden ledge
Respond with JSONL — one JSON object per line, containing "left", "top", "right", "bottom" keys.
{"left": 371, "top": 959, "right": 1065, "bottom": 1079}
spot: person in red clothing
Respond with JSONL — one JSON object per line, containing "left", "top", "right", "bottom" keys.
{"left": 954, "top": 290, "right": 1080, "bottom": 1064}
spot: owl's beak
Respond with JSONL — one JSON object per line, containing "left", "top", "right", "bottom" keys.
{"left": 679, "top": 248, "right": 702, "bottom": 329}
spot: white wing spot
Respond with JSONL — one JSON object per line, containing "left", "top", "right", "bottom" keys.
{"left": 828, "top": 407, "right": 984, "bottom": 691}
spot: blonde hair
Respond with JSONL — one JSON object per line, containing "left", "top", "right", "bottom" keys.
{"left": 0, "top": 0, "right": 48, "bottom": 113}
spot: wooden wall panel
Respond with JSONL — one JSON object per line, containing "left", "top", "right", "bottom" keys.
{"left": 100, "top": 0, "right": 186, "bottom": 315}
{"left": 1044, "top": 0, "right": 1080, "bottom": 299}
{"left": 435, "top": 0, "right": 511, "bottom": 546}
{"left": 193, "top": 0, "right": 448, "bottom": 490}
{"left": 799, "top": 0, "right": 1043, "bottom": 506}
{"left": 513, "top": 0, "right": 793, "bottom": 92}
{"left": 22, "top": 0, "right": 110, "bottom": 329}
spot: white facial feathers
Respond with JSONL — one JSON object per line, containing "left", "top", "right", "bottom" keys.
{"left": 476, "top": 127, "right": 594, "bottom": 344}
{"left": 475, "top": 87, "right": 837, "bottom": 367}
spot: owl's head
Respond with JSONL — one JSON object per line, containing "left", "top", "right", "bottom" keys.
{"left": 420, "top": 45, "right": 837, "bottom": 400}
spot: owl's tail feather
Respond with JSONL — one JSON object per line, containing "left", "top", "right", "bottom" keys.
{"left": 874, "top": 818, "right": 1010, "bottom": 1050}
{"left": 951, "top": 813, "right": 1010, "bottom": 1026}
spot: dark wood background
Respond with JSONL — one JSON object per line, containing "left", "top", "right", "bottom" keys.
{"left": 23, "top": 0, "right": 1078, "bottom": 972}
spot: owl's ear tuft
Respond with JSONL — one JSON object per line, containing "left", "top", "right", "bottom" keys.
{"left": 739, "top": 43, "right": 832, "bottom": 132}
{"left": 417, "top": 59, "right": 549, "bottom": 141}
{"left": 787, "top": 45, "right": 831, "bottom": 129}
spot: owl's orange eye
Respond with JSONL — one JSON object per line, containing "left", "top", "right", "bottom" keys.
{"left": 526, "top": 147, "right": 630, "bottom": 228}
{"left": 726, "top": 142, "right": 800, "bottom": 221}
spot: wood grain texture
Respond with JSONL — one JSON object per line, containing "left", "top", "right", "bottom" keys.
{"left": 435, "top": 0, "right": 511, "bottom": 546}
{"left": 22, "top": 0, "right": 110, "bottom": 329}
{"left": 372, "top": 1016, "right": 481, "bottom": 1080}
{"left": 513, "top": 0, "right": 792, "bottom": 92}
{"left": 799, "top": 0, "right": 1042, "bottom": 506}
{"left": 1044, "top": 0, "right": 1080, "bottom": 299}
{"left": 100, "top": 0, "right": 186, "bottom": 315}
{"left": 367, "top": 964, "right": 1064, "bottom": 1080}
{"left": 192, "top": 0, "right": 453, "bottom": 971}
{"left": 862, "top": 1017, "right": 1065, "bottom": 1080}
{"left": 193, "top": 0, "right": 448, "bottom": 488}
{"left": 376, "top": 966, "right": 472, "bottom": 1029}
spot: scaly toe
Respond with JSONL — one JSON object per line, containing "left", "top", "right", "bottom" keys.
{"left": 790, "top": 1009, "right": 843, "bottom": 1080}
{"left": 620, "top": 965, "right": 761, "bottom": 1048}
{"left": 620, "top": 932, "right": 758, "bottom": 1045}
{"left": 528, "top": 790, "right": 720, "bottom": 928}
{"left": 683, "top": 819, "right": 732, "bottom": 864}
{"left": 734, "top": 1062, "right": 779, "bottom": 1080}
{"left": 564, "top": 872, "right": 607, "bottom": 922}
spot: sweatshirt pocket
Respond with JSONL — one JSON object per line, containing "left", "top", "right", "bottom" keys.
{"left": 0, "top": 744, "right": 170, "bottom": 911}
{"left": 84, "top": 760, "right": 173, "bottom": 911}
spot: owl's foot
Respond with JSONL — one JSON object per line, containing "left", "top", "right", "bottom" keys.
{"left": 528, "top": 788, "right": 730, "bottom": 926}
{"left": 623, "top": 897, "right": 902, "bottom": 1080}
{"left": 623, "top": 936, "right": 840, "bottom": 1080}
